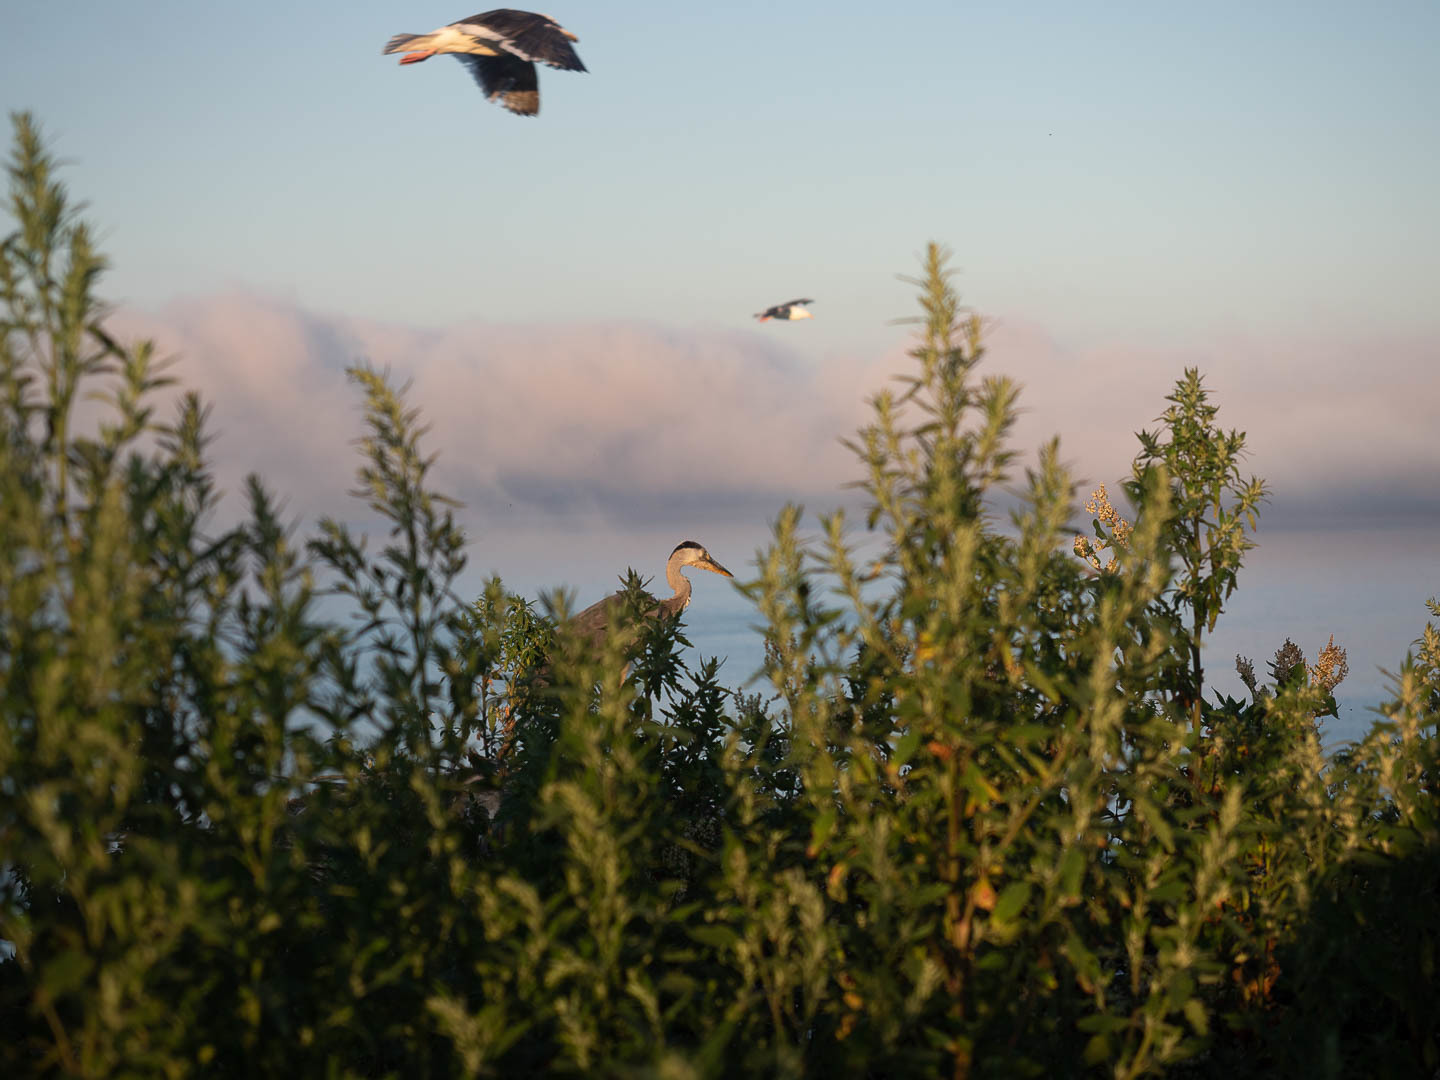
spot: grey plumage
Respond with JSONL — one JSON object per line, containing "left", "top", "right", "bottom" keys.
{"left": 568, "top": 541, "right": 733, "bottom": 650}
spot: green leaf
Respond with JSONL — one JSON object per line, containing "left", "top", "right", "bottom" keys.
{"left": 808, "top": 809, "right": 837, "bottom": 856}
{"left": 993, "top": 881, "right": 1031, "bottom": 924}
{"left": 1083, "top": 1033, "right": 1111, "bottom": 1065}
{"left": 973, "top": 951, "right": 1008, "bottom": 972}
{"left": 689, "top": 925, "right": 740, "bottom": 951}
{"left": 1058, "top": 847, "right": 1087, "bottom": 901}
{"left": 1022, "top": 660, "right": 1062, "bottom": 703}
{"left": 1132, "top": 792, "right": 1176, "bottom": 852}
{"left": 893, "top": 728, "right": 923, "bottom": 766}
{"left": 1076, "top": 1013, "right": 1127, "bottom": 1034}
{"left": 42, "top": 950, "right": 93, "bottom": 997}
{"left": 1002, "top": 724, "right": 1052, "bottom": 745}
{"left": 1066, "top": 934, "right": 1104, "bottom": 992}
{"left": 1150, "top": 879, "right": 1189, "bottom": 905}
{"left": 1183, "top": 998, "right": 1209, "bottom": 1036}
{"left": 1168, "top": 970, "right": 1196, "bottom": 1008}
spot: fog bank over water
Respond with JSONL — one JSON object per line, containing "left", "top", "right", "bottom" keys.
{"left": 110, "top": 294, "right": 1440, "bottom": 528}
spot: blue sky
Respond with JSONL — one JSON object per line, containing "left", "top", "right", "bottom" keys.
{"left": 9, "top": 1, "right": 1439, "bottom": 345}
{"left": 5, "top": 2, "right": 1439, "bottom": 735}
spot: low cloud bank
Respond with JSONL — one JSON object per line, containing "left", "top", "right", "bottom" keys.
{"left": 988, "top": 320, "right": 1440, "bottom": 528}
{"left": 108, "top": 294, "right": 1440, "bottom": 539}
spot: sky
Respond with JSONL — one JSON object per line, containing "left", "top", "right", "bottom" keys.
{"left": 5, "top": 2, "right": 1439, "bottom": 740}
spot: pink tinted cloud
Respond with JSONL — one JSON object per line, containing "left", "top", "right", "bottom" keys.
{"left": 107, "top": 294, "right": 890, "bottom": 527}
{"left": 982, "top": 319, "right": 1440, "bottom": 519}
{"left": 107, "top": 293, "right": 1440, "bottom": 538}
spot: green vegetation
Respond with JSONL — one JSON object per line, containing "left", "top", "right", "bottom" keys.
{"left": 3, "top": 113, "right": 1438, "bottom": 1078}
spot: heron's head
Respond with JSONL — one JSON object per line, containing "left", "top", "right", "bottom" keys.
{"left": 671, "top": 540, "right": 733, "bottom": 579}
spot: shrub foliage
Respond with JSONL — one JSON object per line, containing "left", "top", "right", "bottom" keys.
{"left": 3, "top": 114, "right": 1438, "bottom": 1078}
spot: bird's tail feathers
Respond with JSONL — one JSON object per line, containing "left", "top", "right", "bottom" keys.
{"left": 383, "top": 33, "right": 426, "bottom": 55}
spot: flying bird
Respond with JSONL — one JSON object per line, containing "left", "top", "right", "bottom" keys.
{"left": 383, "top": 9, "right": 586, "bottom": 116}
{"left": 568, "top": 542, "right": 734, "bottom": 650}
{"left": 754, "top": 298, "right": 815, "bottom": 323}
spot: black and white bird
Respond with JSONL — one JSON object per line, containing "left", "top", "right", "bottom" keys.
{"left": 383, "top": 9, "right": 586, "bottom": 116}
{"left": 754, "top": 298, "right": 815, "bottom": 323}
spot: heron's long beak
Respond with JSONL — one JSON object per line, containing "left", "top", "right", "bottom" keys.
{"left": 703, "top": 557, "right": 733, "bottom": 578}
{"left": 562, "top": 29, "right": 579, "bottom": 41}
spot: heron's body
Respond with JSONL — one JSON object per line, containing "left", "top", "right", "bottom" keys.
{"left": 569, "top": 541, "right": 733, "bottom": 648}
{"left": 383, "top": 9, "right": 586, "bottom": 116}
{"left": 755, "top": 298, "right": 815, "bottom": 322}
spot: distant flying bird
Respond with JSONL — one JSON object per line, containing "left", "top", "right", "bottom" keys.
{"left": 383, "top": 9, "right": 586, "bottom": 116}
{"left": 569, "top": 542, "right": 734, "bottom": 650}
{"left": 754, "top": 298, "right": 815, "bottom": 323}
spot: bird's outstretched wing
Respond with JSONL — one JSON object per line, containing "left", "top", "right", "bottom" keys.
{"left": 456, "top": 10, "right": 587, "bottom": 71}
{"left": 455, "top": 54, "right": 540, "bottom": 115}
{"left": 754, "top": 298, "right": 815, "bottom": 320}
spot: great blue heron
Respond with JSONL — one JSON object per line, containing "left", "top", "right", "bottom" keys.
{"left": 568, "top": 541, "right": 734, "bottom": 650}
{"left": 754, "top": 298, "right": 814, "bottom": 322}
{"left": 383, "top": 9, "right": 586, "bottom": 116}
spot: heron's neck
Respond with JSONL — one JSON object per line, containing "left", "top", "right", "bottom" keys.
{"left": 666, "top": 558, "right": 693, "bottom": 609}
